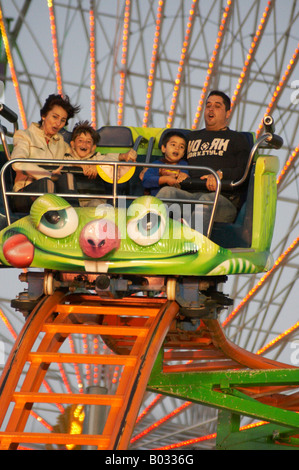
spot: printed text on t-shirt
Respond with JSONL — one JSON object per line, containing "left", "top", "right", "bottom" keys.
{"left": 187, "top": 138, "right": 230, "bottom": 157}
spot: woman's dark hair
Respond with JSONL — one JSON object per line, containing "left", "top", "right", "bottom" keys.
{"left": 39, "top": 94, "right": 81, "bottom": 126}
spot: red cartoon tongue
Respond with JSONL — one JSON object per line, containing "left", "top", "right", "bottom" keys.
{"left": 3, "top": 233, "right": 34, "bottom": 268}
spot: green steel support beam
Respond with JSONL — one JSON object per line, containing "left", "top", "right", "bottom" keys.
{"left": 216, "top": 410, "right": 299, "bottom": 450}
{"left": 147, "top": 351, "right": 299, "bottom": 449}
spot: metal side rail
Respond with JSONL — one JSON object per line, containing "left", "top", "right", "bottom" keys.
{"left": 0, "top": 158, "right": 221, "bottom": 237}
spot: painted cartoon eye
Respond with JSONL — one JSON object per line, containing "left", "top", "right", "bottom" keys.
{"left": 30, "top": 194, "right": 79, "bottom": 238}
{"left": 38, "top": 206, "right": 78, "bottom": 238}
{"left": 127, "top": 196, "right": 166, "bottom": 246}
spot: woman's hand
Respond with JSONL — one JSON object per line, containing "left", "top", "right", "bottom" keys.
{"left": 51, "top": 165, "right": 63, "bottom": 181}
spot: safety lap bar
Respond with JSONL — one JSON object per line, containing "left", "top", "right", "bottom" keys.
{"left": 0, "top": 158, "right": 221, "bottom": 238}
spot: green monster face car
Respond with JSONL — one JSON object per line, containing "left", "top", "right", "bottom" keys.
{"left": 0, "top": 194, "right": 271, "bottom": 276}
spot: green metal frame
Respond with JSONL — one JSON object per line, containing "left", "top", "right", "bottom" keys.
{"left": 147, "top": 350, "right": 299, "bottom": 449}
{"left": 251, "top": 154, "right": 279, "bottom": 252}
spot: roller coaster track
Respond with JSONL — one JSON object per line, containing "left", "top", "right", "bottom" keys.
{"left": 0, "top": 291, "right": 179, "bottom": 449}
{"left": 1, "top": 289, "right": 299, "bottom": 450}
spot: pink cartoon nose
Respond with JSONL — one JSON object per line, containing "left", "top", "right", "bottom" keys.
{"left": 79, "top": 219, "right": 121, "bottom": 258}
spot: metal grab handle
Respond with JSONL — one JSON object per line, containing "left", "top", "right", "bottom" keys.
{"left": 0, "top": 103, "right": 19, "bottom": 162}
{"left": 0, "top": 103, "right": 18, "bottom": 124}
{"left": 231, "top": 115, "right": 283, "bottom": 188}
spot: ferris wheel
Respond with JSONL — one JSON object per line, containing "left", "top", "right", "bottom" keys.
{"left": 0, "top": 0, "right": 299, "bottom": 450}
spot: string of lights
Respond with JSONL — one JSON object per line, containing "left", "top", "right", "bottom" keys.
{"left": 57, "top": 362, "right": 73, "bottom": 395}
{"left": 277, "top": 144, "right": 299, "bottom": 186}
{"left": 155, "top": 419, "right": 267, "bottom": 450}
{"left": 0, "top": 307, "right": 17, "bottom": 340}
{"left": 82, "top": 333, "right": 91, "bottom": 385}
{"left": 142, "top": 0, "right": 165, "bottom": 127}
{"left": 68, "top": 335, "right": 84, "bottom": 393}
{"left": 42, "top": 379, "right": 65, "bottom": 414}
{"left": 89, "top": 2, "right": 97, "bottom": 128}
{"left": 166, "top": 0, "right": 198, "bottom": 128}
{"left": 117, "top": 0, "right": 131, "bottom": 126}
{"left": 92, "top": 335, "right": 100, "bottom": 385}
{"left": 222, "top": 236, "right": 299, "bottom": 328}
{"left": 30, "top": 410, "right": 53, "bottom": 432}
{"left": 47, "top": 0, "right": 63, "bottom": 96}
{"left": 230, "top": 1, "right": 272, "bottom": 112}
{"left": 192, "top": 0, "right": 232, "bottom": 129}
{"left": 256, "top": 41, "right": 299, "bottom": 136}
{"left": 156, "top": 432, "right": 216, "bottom": 450}
{"left": 130, "top": 401, "right": 192, "bottom": 445}
{"left": 0, "top": 5, "right": 27, "bottom": 128}
{"left": 135, "top": 394, "right": 163, "bottom": 424}
{"left": 257, "top": 319, "right": 299, "bottom": 355}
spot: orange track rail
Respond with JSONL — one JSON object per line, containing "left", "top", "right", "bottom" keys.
{"left": 1, "top": 290, "right": 299, "bottom": 450}
{"left": 0, "top": 291, "right": 179, "bottom": 450}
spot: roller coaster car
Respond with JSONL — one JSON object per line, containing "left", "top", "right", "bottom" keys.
{"left": 0, "top": 106, "right": 283, "bottom": 318}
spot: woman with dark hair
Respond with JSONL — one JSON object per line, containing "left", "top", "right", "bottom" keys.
{"left": 38, "top": 93, "right": 80, "bottom": 128}
{"left": 10, "top": 94, "right": 80, "bottom": 208}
